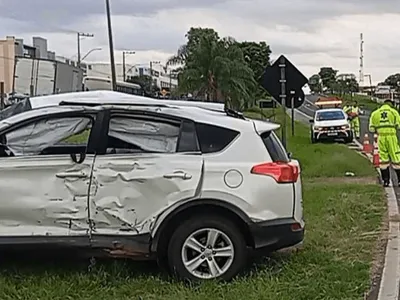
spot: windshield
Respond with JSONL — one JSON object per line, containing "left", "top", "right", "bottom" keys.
{"left": 316, "top": 110, "right": 345, "bottom": 121}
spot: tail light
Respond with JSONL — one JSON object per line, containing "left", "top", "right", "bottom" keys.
{"left": 251, "top": 162, "right": 299, "bottom": 183}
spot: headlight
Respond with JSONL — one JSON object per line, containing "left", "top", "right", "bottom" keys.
{"left": 313, "top": 126, "right": 322, "bottom": 130}
{"left": 341, "top": 124, "right": 350, "bottom": 130}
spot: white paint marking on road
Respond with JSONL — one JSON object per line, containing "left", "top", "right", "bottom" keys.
{"left": 377, "top": 186, "right": 400, "bottom": 300}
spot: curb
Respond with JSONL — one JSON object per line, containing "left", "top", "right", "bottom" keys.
{"left": 353, "top": 138, "right": 400, "bottom": 300}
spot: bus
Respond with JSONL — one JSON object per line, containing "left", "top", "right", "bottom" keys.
{"left": 83, "top": 76, "right": 143, "bottom": 95}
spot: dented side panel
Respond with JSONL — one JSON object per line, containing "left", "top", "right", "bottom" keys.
{"left": 0, "top": 155, "right": 94, "bottom": 236}
{"left": 89, "top": 154, "right": 203, "bottom": 235}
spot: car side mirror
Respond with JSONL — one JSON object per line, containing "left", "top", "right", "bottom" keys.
{"left": 309, "top": 119, "right": 314, "bottom": 123}
{"left": 287, "top": 152, "right": 292, "bottom": 159}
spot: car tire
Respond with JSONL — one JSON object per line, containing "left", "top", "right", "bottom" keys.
{"left": 167, "top": 215, "right": 248, "bottom": 281}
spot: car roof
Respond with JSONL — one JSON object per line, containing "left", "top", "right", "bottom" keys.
{"left": 29, "top": 90, "right": 226, "bottom": 111}
{"left": 0, "top": 104, "right": 280, "bottom": 134}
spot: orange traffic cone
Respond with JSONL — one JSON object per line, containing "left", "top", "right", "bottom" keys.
{"left": 362, "top": 133, "right": 372, "bottom": 153}
{"left": 372, "top": 134, "right": 380, "bottom": 167}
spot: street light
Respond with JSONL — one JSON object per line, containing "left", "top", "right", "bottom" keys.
{"left": 105, "top": 0, "right": 117, "bottom": 91}
{"left": 81, "top": 47, "right": 102, "bottom": 61}
{"left": 122, "top": 51, "right": 135, "bottom": 81}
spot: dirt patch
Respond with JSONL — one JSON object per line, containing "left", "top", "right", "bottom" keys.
{"left": 365, "top": 197, "right": 389, "bottom": 300}
{"left": 306, "top": 176, "right": 379, "bottom": 185}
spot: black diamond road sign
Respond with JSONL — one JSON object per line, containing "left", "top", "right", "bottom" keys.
{"left": 260, "top": 55, "right": 308, "bottom": 108}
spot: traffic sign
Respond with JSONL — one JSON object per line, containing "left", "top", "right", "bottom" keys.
{"left": 260, "top": 55, "right": 308, "bottom": 108}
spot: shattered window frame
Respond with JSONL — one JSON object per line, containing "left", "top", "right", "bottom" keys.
{"left": 106, "top": 114, "right": 182, "bottom": 154}
{"left": 0, "top": 114, "right": 95, "bottom": 157}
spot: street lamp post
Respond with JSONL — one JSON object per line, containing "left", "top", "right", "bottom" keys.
{"left": 81, "top": 47, "right": 102, "bottom": 61}
{"left": 105, "top": 0, "right": 117, "bottom": 91}
{"left": 122, "top": 51, "right": 135, "bottom": 81}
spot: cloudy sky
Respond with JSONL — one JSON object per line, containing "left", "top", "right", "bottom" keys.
{"left": 0, "top": 0, "right": 399, "bottom": 84}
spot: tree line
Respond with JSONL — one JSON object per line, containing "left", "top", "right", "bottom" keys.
{"left": 308, "top": 67, "right": 400, "bottom": 95}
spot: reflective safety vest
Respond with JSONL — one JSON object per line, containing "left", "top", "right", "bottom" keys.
{"left": 369, "top": 104, "right": 400, "bottom": 135}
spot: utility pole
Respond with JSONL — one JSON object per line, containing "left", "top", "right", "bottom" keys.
{"left": 77, "top": 32, "right": 94, "bottom": 68}
{"left": 122, "top": 51, "right": 135, "bottom": 81}
{"left": 105, "top": 0, "right": 117, "bottom": 91}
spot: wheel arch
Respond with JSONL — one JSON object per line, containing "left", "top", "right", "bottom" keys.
{"left": 150, "top": 199, "right": 254, "bottom": 255}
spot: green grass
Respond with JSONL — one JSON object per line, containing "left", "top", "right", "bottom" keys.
{"left": 0, "top": 183, "right": 385, "bottom": 300}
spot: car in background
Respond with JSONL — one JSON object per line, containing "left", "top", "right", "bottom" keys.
{"left": 0, "top": 98, "right": 304, "bottom": 281}
{"left": 309, "top": 108, "right": 352, "bottom": 143}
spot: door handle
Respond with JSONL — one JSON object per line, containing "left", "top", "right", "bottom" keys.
{"left": 163, "top": 171, "right": 192, "bottom": 180}
{"left": 56, "top": 172, "right": 87, "bottom": 179}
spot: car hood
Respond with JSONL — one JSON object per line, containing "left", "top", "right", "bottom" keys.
{"left": 314, "top": 119, "right": 349, "bottom": 127}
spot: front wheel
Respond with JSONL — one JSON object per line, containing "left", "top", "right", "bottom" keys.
{"left": 167, "top": 215, "right": 248, "bottom": 281}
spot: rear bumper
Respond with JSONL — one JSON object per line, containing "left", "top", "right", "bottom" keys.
{"left": 249, "top": 218, "right": 304, "bottom": 252}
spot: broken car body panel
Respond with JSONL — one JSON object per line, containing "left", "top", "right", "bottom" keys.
{"left": 90, "top": 154, "right": 203, "bottom": 235}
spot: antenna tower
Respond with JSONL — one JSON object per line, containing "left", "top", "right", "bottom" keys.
{"left": 359, "top": 33, "right": 364, "bottom": 85}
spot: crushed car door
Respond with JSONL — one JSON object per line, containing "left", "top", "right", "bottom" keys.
{"left": 88, "top": 114, "right": 204, "bottom": 236}
{"left": 0, "top": 116, "right": 95, "bottom": 237}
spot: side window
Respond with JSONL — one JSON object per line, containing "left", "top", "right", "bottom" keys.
{"left": 106, "top": 116, "right": 180, "bottom": 154}
{"left": 195, "top": 123, "right": 239, "bottom": 154}
{"left": 0, "top": 117, "right": 92, "bottom": 157}
{"left": 260, "top": 131, "right": 289, "bottom": 162}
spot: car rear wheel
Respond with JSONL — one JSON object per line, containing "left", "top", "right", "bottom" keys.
{"left": 167, "top": 215, "right": 247, "bottom": 281}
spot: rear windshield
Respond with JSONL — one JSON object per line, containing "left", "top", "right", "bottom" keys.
{"left": 316, "top": 110, "right": 345, "bottom": 121}
{"left": 261, "top": 131, "right": 289, "bottom": 162}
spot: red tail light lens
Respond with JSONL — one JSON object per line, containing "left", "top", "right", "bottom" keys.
{"left": 251, "top": 162, "right": 299, "bottom": 183}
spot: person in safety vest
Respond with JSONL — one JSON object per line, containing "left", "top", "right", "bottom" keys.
{"left": 369, "top": 99, "right": 400, "bottom": 187}
{"left": 344, "top": 100, "right": 361, "bottom": 139}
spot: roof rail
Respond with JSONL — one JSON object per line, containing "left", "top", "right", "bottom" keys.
{"left": 225, "top": 108, "right": 245, "bottom": 119}
{"left": 59, "top": 101, "right": 168, "bottom": 107}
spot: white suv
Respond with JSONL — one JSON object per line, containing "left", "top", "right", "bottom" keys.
{"left": 0, "top": 94, "right": 304, "bottom": 281}
{"left": 310, "top": 108, "right": 353, "bottom": 143}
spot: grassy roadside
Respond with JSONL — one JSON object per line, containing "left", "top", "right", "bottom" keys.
{"left": 0, "top": 108, "right": 385, "bottom": 300}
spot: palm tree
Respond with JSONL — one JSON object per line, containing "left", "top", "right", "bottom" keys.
{"left": 178, "top": 36, "right": 256, "bottom": 109}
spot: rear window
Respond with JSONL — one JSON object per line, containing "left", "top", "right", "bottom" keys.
{"left": 196, "top": 123, "right": 239, "bottom": 153}
{"left": 261, "top": 131, "right": 289, "bottom": 162}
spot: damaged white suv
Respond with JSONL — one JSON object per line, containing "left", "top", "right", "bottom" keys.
{"left": 0, "top": 97, "right": 304, "bottom": 281}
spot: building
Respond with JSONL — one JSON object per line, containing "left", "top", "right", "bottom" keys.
{"left": 336, "top": 73, "right": 357, "bottom": 81}
{"left": 126, "top": 64, "right": 178, "bottom": 91}
{"left": 0, "top": 36, "right": 83, "bottom": 96}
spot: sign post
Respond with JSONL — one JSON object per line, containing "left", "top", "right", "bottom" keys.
{"left": 279, "top": 56, "right": 287, "bottom": 149}
{"left": 291, "top": 90, "right": 295, "bottom": 136}
{"left": 260, "top": 54, "right": 308, "bottom": 149}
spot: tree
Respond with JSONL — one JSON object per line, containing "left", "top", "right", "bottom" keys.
{"left": 172, "top": 28, "right": 257, "bottom": 110}
{"left": 318, "top": 67, "right": 337, "bottom": 92}
{"left": 127, "top": 75, "right": 160, "bottom": 97}
{"left": 166, "top": 28, "right": 220, "bottom": 66}
{"left": 238, "top": 41, "right": 271, "bottom": 98}
{"left": 383, "top": 73, "right": 400, "bottom": 91}
{"left": 308, "top": 74, "right": 322, "bottom": 93}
